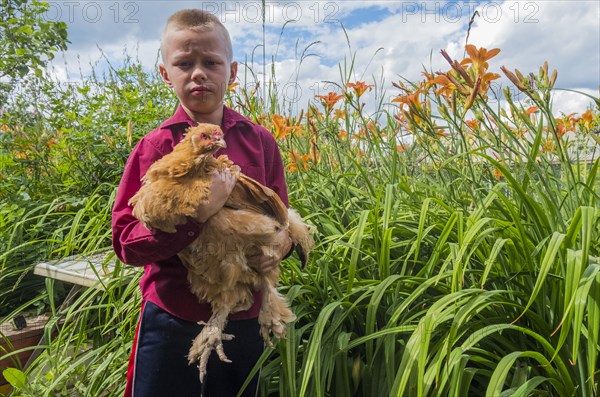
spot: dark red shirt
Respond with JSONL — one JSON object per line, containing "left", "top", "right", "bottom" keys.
{"left": 111, "top": 105, "right": 289, "bottom": 322}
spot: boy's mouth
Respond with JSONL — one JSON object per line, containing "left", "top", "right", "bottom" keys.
{"left": 191, "top": 85, "right": 209, "bottom": 94}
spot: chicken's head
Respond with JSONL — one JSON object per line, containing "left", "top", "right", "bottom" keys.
{"left": 188, "top": 124, "right": 227, "bottom": 154}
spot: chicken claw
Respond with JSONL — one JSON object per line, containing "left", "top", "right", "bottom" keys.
{"left": 188, "top": 321, "right": 234, "bottom": 382}
{"left": 259, "top": 309, "right": 287, "bottom": 347}
{"left": 258, "top": 286, "right": 295, "bottom": 347}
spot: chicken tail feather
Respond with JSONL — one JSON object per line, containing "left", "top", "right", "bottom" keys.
{"left": 287, "top": 208, "right": 315, "bottom": 266}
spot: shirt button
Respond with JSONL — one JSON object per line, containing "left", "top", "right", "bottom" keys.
{"left": 187, "top": 231, "right": 195, "bottom": 237}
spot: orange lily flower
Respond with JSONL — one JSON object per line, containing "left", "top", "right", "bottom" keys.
{"left": 430, "top": 74, "right": 458, "bottom": 97}
{"left": 479, "top": 71, "right": 501, "bottom": 95}
{"left": 422, "top": 71, "right": 435, "bottom": 84}
{"left": 580, "top": 109, "right": 594, "bottom": 129}
{"left": 346, "top": 81, "right": 373, "bottom": 98}
{"left": 334, "top": 109, "right": 346, "bottom": 120}
{"left": 315, "top": 92, "right": 344, "bottom": 114}
{"left": 554, "top": 113, "right": 578, "bottom": 137}
{"left": 436, "top": 128, "right": 449, "bottom": 137}
{"left": 462, "top": 45, "right": 501, "bottom": 74}
{"left": 287, "top": 150, "right": 305, "bottom": 172}
{"left": 228, "top": 82, "right": 239, "bottom": 92}
{"left": 271, "top": 114, "right": 302, "bottom": 141}
{"left": 392, "top": 88, "right": 425, "bottom": 111}
{"left": 465, "top": 119, "right": 479, "bottom": 129}
{"left": 287, "top": 150, "right": 316, "bottom": 173}
{"left": 492, "top": 167, "right": 503, "bottom": 180}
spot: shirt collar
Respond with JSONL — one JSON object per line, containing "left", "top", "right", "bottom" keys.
{"left": 159, "top": 104, "right": 248, "bottom": 133}
{"left": 159, "top": 104, "right": 195, "bottom": 131}
{"left": 222, "top": 105, "right": 248, "bottom": 131}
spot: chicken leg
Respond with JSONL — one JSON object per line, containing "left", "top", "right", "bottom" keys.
{"left": 258, "top": 279, "right": 296, "bottom": 347}
{"left": 188, "top": 306, "right": 233, "bottom": 382}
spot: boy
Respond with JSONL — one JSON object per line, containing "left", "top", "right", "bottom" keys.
{"left": 112, "top": 9, "right": 292, "bottom": 397}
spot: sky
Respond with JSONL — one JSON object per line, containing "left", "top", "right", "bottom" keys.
{"left": 44, "top": 0, "right": 600, "bottom": 117}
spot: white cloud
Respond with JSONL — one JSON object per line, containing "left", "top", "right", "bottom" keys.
{"left": 44, "top": 0, "right": 599, "bottom": 116}
{"left": 463, "top": 0, "right": 599, "bottom": 90}
{"left": 551, "top": 88, "right": 598, "bottom": 115}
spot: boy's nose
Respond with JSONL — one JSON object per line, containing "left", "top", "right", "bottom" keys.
{"left": 191, "top": 67, "right": 207, "bottom": 81}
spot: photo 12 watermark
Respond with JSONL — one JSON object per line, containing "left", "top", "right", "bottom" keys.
{"left": 35, "top": 1, "right": 341, "bottom": 24}
{"left": 40, "top": 1, "right": 140, "bottom": 23}
{"left": 397, "top": 1, "right": 540, "bottom": 23}
{"left": 199, "top": 1, "right": 340, "bottom": 24}
{"left": 33, "top": 1, "right": 541, "bottom": 25}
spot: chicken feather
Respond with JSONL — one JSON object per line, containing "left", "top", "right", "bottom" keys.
{"left": 128, "top": 123, "right": 314, "bottom": 382}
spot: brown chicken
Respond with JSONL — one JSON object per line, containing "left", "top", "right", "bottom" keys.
{"left": 128, "top": 123, "right": 314, "bottom": 381}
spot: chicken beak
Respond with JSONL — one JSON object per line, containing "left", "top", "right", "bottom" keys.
{"left": 213, "top": 129, "right": 226, "bottom": 149}
{"left": 216, "top": 135, "right": 226, "bottom": 149}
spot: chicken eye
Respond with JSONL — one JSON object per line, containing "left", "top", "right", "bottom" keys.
{"left": 201, "top": 133, "right": 208, "bottom": 140}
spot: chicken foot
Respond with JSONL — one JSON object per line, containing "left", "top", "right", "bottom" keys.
{"left": 258, "top": 283, "right": 296, "bottom": 347}
{"left": 188, "top": 308, "right": 233, "bottom": 382}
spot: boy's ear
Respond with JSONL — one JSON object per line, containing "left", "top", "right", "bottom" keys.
{"left": 159, "top": 64, "right": 173, "bottom": 87}
{"left": 228, "top": 61, "right": 238, "bottom": 85}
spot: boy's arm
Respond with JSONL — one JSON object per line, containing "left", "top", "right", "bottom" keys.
{"left": 111, "top": 139, "right": 203, "bottom": 266}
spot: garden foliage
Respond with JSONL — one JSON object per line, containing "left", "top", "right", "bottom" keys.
{"left": 0, "top": 43, "right": 599, "bottom": 396}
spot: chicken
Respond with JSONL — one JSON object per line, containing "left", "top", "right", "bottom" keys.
{"left": 128, "top": 123, "right": 314, "bottom": 381}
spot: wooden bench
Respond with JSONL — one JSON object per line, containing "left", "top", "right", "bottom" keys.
{"left": 33, "top": 250, "right": 121, "bottom": 290}
{"left": 1, "top": 251, "right": 136, "bottom": 391}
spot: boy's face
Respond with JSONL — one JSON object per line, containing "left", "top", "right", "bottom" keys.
{"left": 159, "top": 27, "right": 237, "bottom": 123}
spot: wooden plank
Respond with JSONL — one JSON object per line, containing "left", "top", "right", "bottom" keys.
{"left": 33, "top": 251, "right": 123, "bottom": 290}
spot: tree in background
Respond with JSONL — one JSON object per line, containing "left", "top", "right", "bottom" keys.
{"left": 0, "top": 0, "right": 69, "bottom": 106}
{"left": 0, "top": 0, "right": 69, "bottom": 79}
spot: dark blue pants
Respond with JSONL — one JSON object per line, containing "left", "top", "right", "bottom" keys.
{"left": 126, "top": 301, "right": 263, "bottom": 397}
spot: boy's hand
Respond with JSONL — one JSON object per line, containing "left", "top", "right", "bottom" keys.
{"left": 195, "top": 170, "right": 237, "bottom": 223}
{"left": 246, "top": 229, "right": 293, "bottom": 274}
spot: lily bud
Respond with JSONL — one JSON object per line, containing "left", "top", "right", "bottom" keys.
{"left": 541, "top": 61, "right": 549, "bottom": 84}
{"left": 464, "top": 75, "right": 482, "bottom": 112}
{"left": 515, "top": 69, "right": 525, "bottom": 82}
{"left": 549, "top": 69, "right": 558, "bottom": 89}
{"left": 501, "top": 66, "right": 527, "bottom": 92}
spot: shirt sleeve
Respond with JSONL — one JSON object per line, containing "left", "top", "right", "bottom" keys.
{"left": 111, "top": 137, "right": 203, "bottom": 266}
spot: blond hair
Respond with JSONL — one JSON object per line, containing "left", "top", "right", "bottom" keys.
{"left": 160, "top": 9, "right": 233, "bottom": 62}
